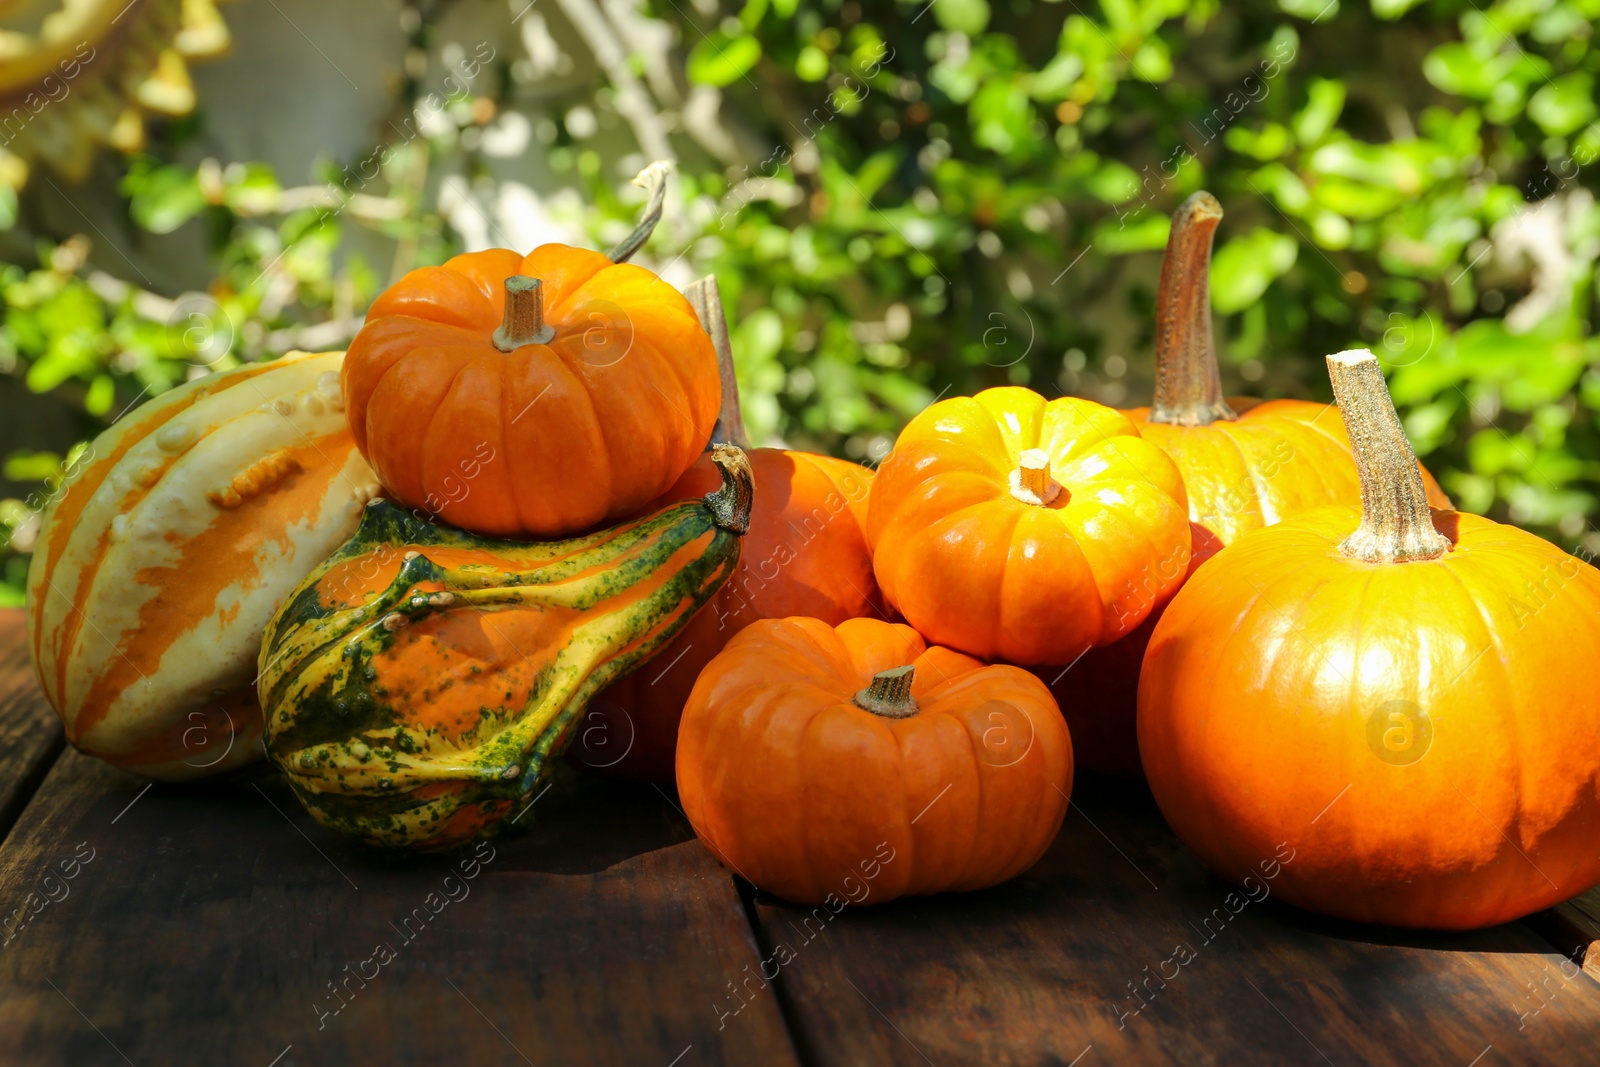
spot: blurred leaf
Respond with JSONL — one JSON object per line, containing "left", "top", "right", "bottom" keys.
{"left": 1211, "top": 228, "right": 1298, "bottom": 313}
{"left": 688, "top": 32, "right": 762, "bottom": 87}
{"left": 124, "top": 164, "right": 205, "bottom": 234}
{"left": 934, "top": 0, "right": 990, "bottom": 35}
{"left": 1528, "top": 73, "right": 1597, "bottom": 136}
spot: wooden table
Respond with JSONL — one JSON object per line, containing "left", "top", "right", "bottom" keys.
{"left": 3, "top": 609, "right": 1600, "bottom": 1066}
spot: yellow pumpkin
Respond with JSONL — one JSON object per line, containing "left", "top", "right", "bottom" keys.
{"left": 26, "top": 350, "right": 379, "bottom": 780}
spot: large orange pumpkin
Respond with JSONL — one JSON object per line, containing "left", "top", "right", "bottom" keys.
{"left": 678, "top": 616, "right": 1072, "bottom": 905}
{"left": 26, "top": 350, "right": 378, "bottom": 779}
{"left": 1043, "top": 192, "right": 1449, "bottom": 774}
{"left": 867, "top": 387, "right": 1189, "bottom": 666}
{"left": 340, "top": 165, "right": 718, "bottom": 539}
{"left": 569, "top": 277, "right": 882, "bottom": 781}
{"left": 1139, "top": 349, "right": 1600, "bottom": 930}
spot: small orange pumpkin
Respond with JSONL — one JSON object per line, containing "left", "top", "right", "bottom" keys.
{"left": 1139, "top": 349, "right": 1600, "bottom": 930}
{"left": 678, "top": 617, "right": 1072, "bottom": 905}
{"left": 341, "top": 163, "right": 719, "bottom": 539}
{"left": 867, "top": 387, "right": 1189, "bottom": 666}
{"left": 570, "top": 278, "right": 882, "bottom": 782}
{"left": 1044, "top": 192, "right": 1449, "bottom": 774}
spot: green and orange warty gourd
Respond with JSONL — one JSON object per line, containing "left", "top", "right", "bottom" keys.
{"left": 678, "top": 616, "right": 1072, "bottom": 905}
{"left": 258, "top": 446, "right": 753, "bottom": 850}
{"left": 867, "top": 386, "right": 1189, "bottom": 666}
{"left": 26, "top": 350, "right": 379, "bottom": 780}
{"left": 570, "top": 277, "right": 882, "bottom": 782}
{"left": 340, "top": 162, "right": 720, "bottom": 540}
{"left": 1139, "top": 350, "right": 1600, "bottom": 930}
{"left": 1041, "top": 192, "right": 1449, "bottom": 775}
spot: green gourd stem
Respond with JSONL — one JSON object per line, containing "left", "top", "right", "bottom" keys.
{"left": 1149, "top": 191, "right": 1235, "bottom": 427}
{"left": 1325, "top": 349, "right": 1450, "bottom": 563}
{"left": 687, "top": 275, "right": 753, "bottom": 451}
{"left": 703, "top": 443, "right": 754, "bottom": 534}
{"left": 492, "top": 276, "right": 555, "bottom": 350}
{"left": 608, "top": 159, "right": 674, "bottom": 263}
{"left": 854, "top": 665, "right": 918, "bottom": 719}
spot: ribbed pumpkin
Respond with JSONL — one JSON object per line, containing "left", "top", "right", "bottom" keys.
{"left": 867, "top": 387, "right": 1189, "bottom": 666}
{"left": 678, "top": 616, "right": 1072, "bottom": 905}
{"left": 1140, "top": 350, "right": 1600, "bottom": 930}
{"left": 1043, "top": 192, "right": 1450, "bottom": 774}
{"left": 569, "top": 278, "right": 882, "bottom": 781}
{"left": 340, "top": 163, "right": 720, "bottom": 540}
{"left": 258, "top": 446, "right": 753, "bottom": 849}
{"left": 26, "top": 350, "right": 379, "bottom": 780}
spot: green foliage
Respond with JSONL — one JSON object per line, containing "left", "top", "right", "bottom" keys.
{"left": 2, "top": 0, "right": 1600, "bottom": 608}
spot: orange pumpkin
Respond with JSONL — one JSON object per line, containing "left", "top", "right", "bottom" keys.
{"left": 340, "top": 164, "right": 719, "bottom": 539}
{"left": 569, "top": 277, "right": 883, "bottom": 782}
{"left": 867, "top": 387, "right": 1189, "bottom": 666}
{"left": 1044, "top": 192, "right": 1450, "bottom": 774}
{"left": 678, "top": 616, "right": 1072, "bottom": 905}
{"left": 1139, "top": 349, "right": 1600, "bottom": 930}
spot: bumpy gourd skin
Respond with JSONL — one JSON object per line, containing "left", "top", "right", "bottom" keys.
{"left": 259, "top": 449, "right": 751, "bottom": 849}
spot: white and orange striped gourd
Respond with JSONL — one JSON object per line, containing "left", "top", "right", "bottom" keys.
{"left": 26, "top": 350, "right": 380, "bottom": 780}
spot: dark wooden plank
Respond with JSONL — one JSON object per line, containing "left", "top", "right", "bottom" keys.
{"left": 1527, "top": 889, "right": 1600, "bottom": 980}
{"left": 0, "top": 747, "right": 802, "bottom": 1066}
{"left": 751, "top": 776, "right": 1600, "bottom": 1067}
{"left": 0, "top": 610, "right": 66, "bottom": 845}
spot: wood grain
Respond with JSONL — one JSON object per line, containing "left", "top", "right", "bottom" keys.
{"left": 1527, "top": 889, "right": 1600, "bottom": 980}
{"left": 0, "top": 745, "right": 801, "bottom": 1066}
{"left": 0, "top": 611, "right": 65, "bottom": 846}
{"left": 751, "top": 776, "right": 1600, "bottom": 1067}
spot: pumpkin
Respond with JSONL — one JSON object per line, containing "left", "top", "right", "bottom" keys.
{"left": 1044, "top": 192, "right": 1450, "bottom": 774}
{"left": 258, "top": 445, "right": 753, "bottom": 850}
{"left": 340, "top": 162, "right": 720, "bottom": 539}
{"left": 569, "top": 277, "right": 883, "bottom": 782}
{"left": 25, "top": 350, "right": 379, "bottom": 780}
{"left": 1139, "top": 349, "right": 1600, "bottom": 930}
{"left": 677, "top": 616, "right": 1072, "bottom": 905}
{"left": 866, "top": 387, "right": 1189, "bottom": 666}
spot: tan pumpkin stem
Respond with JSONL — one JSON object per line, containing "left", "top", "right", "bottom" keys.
{"left": 686, "top": 275, "right": 752, "bottom": 450}
{"left": 609, "top": 160, "right": 675, "bottom": 263}
{"left": 1149, "top": 191, "right": 1235, "bottom": 427}
{"left": 493, "top": 275, "right": 555, "bottom": 351}
{"left": 1009, "top": 448, "right": 1062, "bottom": 506}
{"left": 1326, "top": 349, "right": 1450, "bottom": 563}
{"left": 704, "top": 443, "right": 755, "bottom": 535}
{"left": 854, "top": 665, "right": 919, "bottom": 718}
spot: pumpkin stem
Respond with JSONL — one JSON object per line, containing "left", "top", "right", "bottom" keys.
{"left": 854, "top": 665, "right": 919, "bottom": 719}
{"left": 493, "top": 275, "right": 555, "bottom": 351}
{"left": 1326, "top": 349, "right": 1450, "bottom": 563}
{"left": 704, "top": 443, "right": 754, "bottom": 535}
{"left": 609, "top": 160, "right": 675, "bottom": 264}
{"left": 1009, "top": 448, "right": 1062, "bottom": 506}
{"left": 686, "top": 275, "right": 752, "bottom": 450}
{"left": 1149, "top": 191, "right": 1236, "bottom": 427}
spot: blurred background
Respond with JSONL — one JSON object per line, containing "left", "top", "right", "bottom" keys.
{"left": 1, "top": 0, "right": 1597, "bottom": 604}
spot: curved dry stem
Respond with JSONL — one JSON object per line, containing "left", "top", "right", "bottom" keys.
{"left": 608, "top": 160, "right": 674, "bottom": 263}
{"left": 705, "top": 443, "right": 755, "bottom": 535}
{"left": 1149, "top": 191, "right": 1234, "bottom": 427}
{"left": 687, "top": 275, "right": 752, "bottom": 450}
